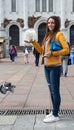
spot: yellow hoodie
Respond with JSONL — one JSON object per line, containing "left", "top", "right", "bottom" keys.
{"left": 32, "top": 32, "right": 70, "bottom": 66}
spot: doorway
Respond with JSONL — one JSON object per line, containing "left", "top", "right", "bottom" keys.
{"left": 70, "top": 25, "right": 74, "bottom": 46}
{"left": 9, "top": 25, "right": 19, "bottom": 46}
{"left": 38, "top": 23, "right": 46, "bottom": 45}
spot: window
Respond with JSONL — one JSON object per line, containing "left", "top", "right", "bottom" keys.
{"left": 42, "top": 0, "right": 46, "bottom": 12}
{"left": 73, "top": 0, "right": 74, "bottom": 12}
{"left": 35, "top": 0, "right": 53, "bottom": 12}
{"left": 48, "top": 0, "right": 53, "bottom": 12}
{"left": 36, "top": 0, "right": 40, "bottom": 12}
{"left": 11, "top": 0, "right": 16, "bottom": 12}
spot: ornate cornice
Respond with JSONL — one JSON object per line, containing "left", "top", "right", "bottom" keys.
{"left": 3, "top": 18, "right": 11, "bottom": 28}
{"left": 3, "top": 18, "right": 24, "bottom": 28}
{"left": 28, "top": 16, "right": 41, "bottom": 28}
{"left": 16, "top": 18, "right": 24, "bottom": 28}
{"left": 64, "top": 19, "right": 70, "bottom": 28}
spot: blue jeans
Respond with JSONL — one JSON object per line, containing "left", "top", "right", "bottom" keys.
{"left": 35, "top": 53, "right": 40, "bottom": 66}
{"left": 11, "top": 54, "right": 15, "bottom": 62}
{"left": 44, "top": 65, "right": 61, "bottom": 116}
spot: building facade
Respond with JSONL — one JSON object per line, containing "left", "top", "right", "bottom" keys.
{"left": 0, "top": 0, "right": 74, "bottom": 50}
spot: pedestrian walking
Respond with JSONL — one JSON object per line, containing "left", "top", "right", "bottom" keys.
{"left": 9, "top": 45, "right": 17, "bottom": 63}
{"left": 33, "top": 47, "right": 40, "bottom": 66}
{"left": 61, "top": 55, "right": 69, "bottom": 77}
{"left": 23, "top": 45, "right": 29, "bottom": 64}
{"left": 24, "top": 16, "right": 69, "bottom": 123}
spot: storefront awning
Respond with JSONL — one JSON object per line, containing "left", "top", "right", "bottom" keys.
{"left": 0, "top": 39, "right": 5, "bottom": 43}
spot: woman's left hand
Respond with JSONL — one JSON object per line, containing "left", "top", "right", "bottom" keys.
{"left": 44, "top": 52, "right": 52, "bottom": 58}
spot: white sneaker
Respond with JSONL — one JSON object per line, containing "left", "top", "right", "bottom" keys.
{"left": 45, "top": 111, "right": 53, "bottom": 119}
{"left": 43, "top": 115, "right": 59, "bottom": 123}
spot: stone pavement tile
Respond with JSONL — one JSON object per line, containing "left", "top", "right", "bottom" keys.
{"left": 25, "top": 93, "right": 51, "bottom": 109}
{"left": 61, "top": 103, "right": 74, "bottom": 109}
{"left": 0, "top": 95, "right": 28, "bottom": 109}
{"left": 34, "top": 115, "right": 55, "bottom": 130}
{"left": 0, "top": 95, "right": 27, "bottom": 109}
{"left": 55, "top": 118, "right": 74, "bottom": 130}
{"left": 0, "top": 116, "right": 17, "bottom": 125}
{"left": 25, "top": 82, "right": 51, "bottom": 109}
{"left": 13, "top": 115, "right": 35, "bottom": 130}
{"left": 60, "top": 87, "right": 70, "bottom": 95}
{"left": 13, "top": 87, "right": 31, "bottom": 95}
{"left": 61, "top": 95, "right": 74, "bottom": 109}
{"left": 0, "top": 94, "right": 6, "bottom": 102}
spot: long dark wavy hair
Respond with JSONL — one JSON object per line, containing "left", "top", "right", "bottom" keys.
{"left": 42, "top": 16, "right": 61, "bottom": 45}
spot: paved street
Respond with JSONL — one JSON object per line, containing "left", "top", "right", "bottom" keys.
{"left": 0, "top": 52, "right": 74, "bottom": 129}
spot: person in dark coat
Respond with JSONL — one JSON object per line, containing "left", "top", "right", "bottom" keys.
{"left": 33, "top": 48, "right": 40, "bottom": 66}
{"left": 9, "top": 45, "right": 17, "bottom": 63}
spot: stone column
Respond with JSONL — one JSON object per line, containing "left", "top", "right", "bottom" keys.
{"left": 22, "top": 0, "right": 29, "bottom": 46}
{"left": 0, "top": 0, "right": 5, "bottom": 37}
{"left": 0, "top": 0, "right": 2, "bottom": 28}
{"left": 23, "top": 0, "right": 28, "bottom": 28}
{"left": 61, "top": 0, "right": 66, "bottom": 29}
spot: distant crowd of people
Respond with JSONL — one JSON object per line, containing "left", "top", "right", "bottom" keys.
{"left": 8, "top": 42, "right": 71, "bottom": 79}
{"left": 8, "top": 44, "right": 40, "bottom": 66}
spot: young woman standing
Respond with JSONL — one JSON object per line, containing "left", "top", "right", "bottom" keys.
{"left": 25, "top": 16, "right": 69, "bottom": 123}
